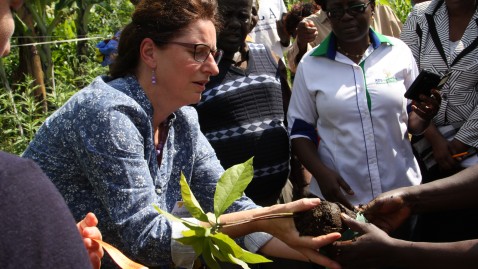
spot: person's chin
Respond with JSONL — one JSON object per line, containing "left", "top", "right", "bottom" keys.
{"left": 339, "top": 31, "right": 367, "bottom": 44}
{"left": 189, "top": 93, "right": 203, "bottom": 105}
{"left": 0, "top": 42, "right": 10, "bottom": 57}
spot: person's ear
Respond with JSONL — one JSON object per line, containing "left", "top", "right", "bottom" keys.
{"left": 250, "top": 7, "right": 259, "bottom": 32}
{"left": 140, "top": 38, "right": 158, "bottom": 69}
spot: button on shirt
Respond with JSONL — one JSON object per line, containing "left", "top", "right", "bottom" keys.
{"left": 288, "top": 30, "right": 422, "bottom": 206}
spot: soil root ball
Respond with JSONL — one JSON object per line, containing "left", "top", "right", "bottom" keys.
{"left": 294, "top": 200, "right": 357, "bottom": 236}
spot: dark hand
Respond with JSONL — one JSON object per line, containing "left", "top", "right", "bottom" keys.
{"left": 276, "top": 13, "right": 290, "bottom": 47}
{"left": 361, "top": 189, "right": 411, "bottom": 233}
{"left": 411, "top": 89, "right": 441, "bottom": 121}
{"left": 432, "top": 139, "right": 460, "bottom": 172}
{"left": 330, "top": 214, "right": 395, "bottom": 269}
{"left": 316, "top": 167, "right": 354, "bottom": 209}
{"left": 296, "top": 20, "right": 317, "bottom": 49}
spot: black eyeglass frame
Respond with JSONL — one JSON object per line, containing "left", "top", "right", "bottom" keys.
{"left": 325, "top": 0, "right": 372, "bottom": 20}
{"left": 154, "top": 40, "right": 223, "bottom": 64}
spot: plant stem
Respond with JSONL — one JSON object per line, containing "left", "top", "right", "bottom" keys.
{"left": 219, "top": 212, "right": 295, "bottom": 228}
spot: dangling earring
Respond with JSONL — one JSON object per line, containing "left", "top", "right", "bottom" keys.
{"left": 152, "top": 69, "right": 157, "bottom": 85}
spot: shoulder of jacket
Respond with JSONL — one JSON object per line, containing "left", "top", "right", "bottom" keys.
{"left": 411, "top": 1, "right": 433, "bottom": 17}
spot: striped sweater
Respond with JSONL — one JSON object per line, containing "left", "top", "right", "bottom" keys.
{"left": 195, "top": 43, "right": 290, "bottom": 205}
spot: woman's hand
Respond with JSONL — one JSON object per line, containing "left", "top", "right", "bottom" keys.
{"left": 330, "top": 214, "right": 396, "bottom": 269}
{"left": 77, "top": 212, "right": 104, "bottom": 269}
{"left": 361, "top": 189, "right": 412, "bottom": 233}
{"left": 411, "top": 89, "right": 441, "bottom": 121}
{"left": 315, "top": 166, "right": 354, "bottom": 209}
{"left": 409, "top": 89, "right": 441, "bottom": 134}
{"left": 260, "top": 199, "right": 342, "bottom": 269}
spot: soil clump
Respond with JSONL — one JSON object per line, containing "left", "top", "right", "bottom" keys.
{"left": 294, "top": 200, "right": 358, "bottom": 236}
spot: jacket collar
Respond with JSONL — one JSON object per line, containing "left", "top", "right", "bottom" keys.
{"left": 310, "top": 28, "right": 393, "bottom": 60}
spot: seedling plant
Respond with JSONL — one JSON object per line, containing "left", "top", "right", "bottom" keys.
{"left": 154, "top": 158, "right": 292, "bottom": 269}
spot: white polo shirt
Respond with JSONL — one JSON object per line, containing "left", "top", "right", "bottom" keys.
{"left": 288, "top": 30, "right": 422, "bottom": 206}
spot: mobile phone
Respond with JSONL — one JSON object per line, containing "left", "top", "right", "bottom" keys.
{"left": 404, "top": 70, "right": 448, "bottom": 101}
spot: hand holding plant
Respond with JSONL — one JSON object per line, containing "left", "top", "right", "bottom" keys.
{"left": 154, "top": 158, "right": 342, "bottom": 269}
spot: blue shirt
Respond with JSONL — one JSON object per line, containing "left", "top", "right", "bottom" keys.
{"left": 23, "top": 76, "right": 267, "bottom": 267}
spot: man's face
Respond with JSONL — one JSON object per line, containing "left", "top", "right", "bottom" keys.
{"left": 217, "top": 0, "right": 253, "bottom": 55}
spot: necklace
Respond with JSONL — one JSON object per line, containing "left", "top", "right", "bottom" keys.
{"left": 337, "top": 42, "right": 371, "bottom": 59}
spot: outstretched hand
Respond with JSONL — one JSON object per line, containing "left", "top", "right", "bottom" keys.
{"left": 264, "top": 198, "right": 342, "bottom": 269}
{"left": 330, "top": 214, "right": 395, "bottom": 269}
{"left": 361, "top": 189, "right": 412, "bottom": 234}
{"left": 77, "top": 212, "right": 104, "bottom": 269}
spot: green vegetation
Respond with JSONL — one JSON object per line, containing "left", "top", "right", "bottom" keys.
{"left": 1, "top": 0, "right": 134, "bottom": 155}
{"left": 378, "top": 0, "right": 412, "bottom": 23}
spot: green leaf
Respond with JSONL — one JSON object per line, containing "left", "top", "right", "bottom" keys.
{"left": 176, "top": 236, "right": 204, "bottom": 256}
{"left": 214, "top": 157, "right": 254, "bottom": 217}
{"left": 152, "top": 204, "right": 199, "bottom": 229}
{"left": 227, "top": 253, "right": 251, "bottom": 269}
{"left": 211, "top": 233, "right": 271, "bottom": 264}
{"left": 208, "top": 240, "right": 230, "bottom": 263}
{"left": 238, "top": 249, "right": 272, "bottom": 264}
{"left": 201, "top": 239, "right": 221, "bottom": 269}
{"left": 180, "top": 173, "right": 209, "bottom": 222}
{"left": 182, "top": 228, "right": 207, "bottom": 238}
{"left": 210, "top": 233, "right": 244, "bottom": 257}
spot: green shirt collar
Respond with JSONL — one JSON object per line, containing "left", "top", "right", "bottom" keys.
{"left": 310, "top": 28, "right": 394, "bottom": 59}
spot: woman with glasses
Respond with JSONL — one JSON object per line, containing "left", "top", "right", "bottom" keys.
{"left": 286, "top": 0, "right": 403, "bottom": 75}
{"left": 23, "top": 0, "right": 342, "bottom": 268}
{"left": 288, "top": 0, "right": 440, "bottom": 212}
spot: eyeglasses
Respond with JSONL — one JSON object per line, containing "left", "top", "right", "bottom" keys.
{"left": 155, "top": 41, "right": 224, "bottom": 64}
{"left": 326, "top": 1, "right": 372, "bottom": 20}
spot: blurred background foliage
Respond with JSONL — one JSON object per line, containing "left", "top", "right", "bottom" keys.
{"left": 1, "top": 0, "right": 134, "bottom": 154}
{"left": 1, "top": 0, "right": 411, "bottom": 155}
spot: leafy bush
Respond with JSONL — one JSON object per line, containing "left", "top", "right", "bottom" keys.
{"left": 379, "top": 0, "right": 412, "bottom": 23}
{"left": 0, "top": 1, "right": 133, "bottom": 155}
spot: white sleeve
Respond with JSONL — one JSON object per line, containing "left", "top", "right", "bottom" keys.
{"left": 171, "top": 218, "right": 199, "bottom": 269}
{"left": 403, "top": 43, "right": 419, "bottom": 106}
{"left": 287, "top": 59, "right": 319, "bottom": 141}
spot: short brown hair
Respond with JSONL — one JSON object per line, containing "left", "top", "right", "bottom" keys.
{"left": 110, "top": 0, "right": 220, "bottom": 78}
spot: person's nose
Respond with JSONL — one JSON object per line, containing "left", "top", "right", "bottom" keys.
{"left": 203, "top": 54, "right": 220, "bottom": 76}
{"left": 341, "top": 9, "right": 355, "bottom": 21}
